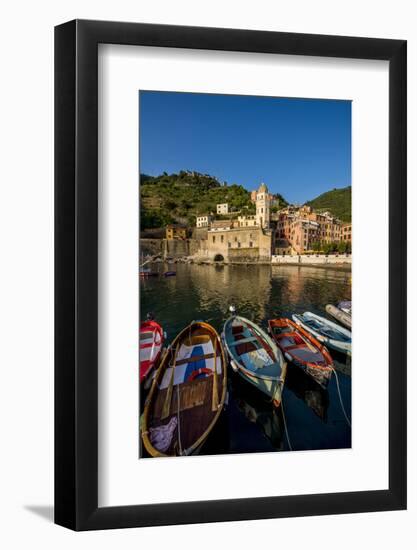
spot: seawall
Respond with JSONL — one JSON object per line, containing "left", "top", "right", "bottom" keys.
{"left": 271, "top": 254, "right": 351, "bottom": 265}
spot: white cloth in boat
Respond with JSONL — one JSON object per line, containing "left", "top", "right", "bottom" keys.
{"left": 159, "top": 341, "right": 222, "bottom": 389}
{"left": 149, "top": 417, "right": 177, "bottom": 452}
{"left": 241, "top": 347, "right": 274, "bottom": 370}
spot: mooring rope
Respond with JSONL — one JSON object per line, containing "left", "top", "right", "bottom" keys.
{"left": 280, "top": 396, "right": 293, "bottom": 451}
{"left": 331, "top": 367, "right": 351, "bottom": 428}
{"left": 176, "top": 382, "right": 183, "bottom": 455}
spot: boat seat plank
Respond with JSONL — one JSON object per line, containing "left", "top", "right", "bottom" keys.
{"left": 174, "top": 352, "right": 215, "bottom": 366}
{"left": 229, "top": 336, "right": 258, "bottom": 346}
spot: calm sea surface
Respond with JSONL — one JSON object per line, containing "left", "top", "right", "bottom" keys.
{"left": 140, "top": 262, "right": 352, "bottom": 455}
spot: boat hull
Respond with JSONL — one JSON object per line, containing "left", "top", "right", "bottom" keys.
{"left": 232, "top": 361, "right": 285, "bottom": 405}
{"left": 268, "top": 318, "right": 333, "bottom": 389}
{"left": 325, "top": 304, "right": 352, "bottom": 329}
{"left": 140, "top": 320, "right": 164, "bottom": 383}
{"left": 223, "top": 315, "right": 286, "bottom": 406}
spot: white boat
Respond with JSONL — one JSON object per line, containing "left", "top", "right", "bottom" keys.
{"left": 325, "top": 304, "right": 352, "bottom": 329}
{"left": 292, "top": 312, "right": 351, "bottom": 356}
{"left": 223, "top": 313, "right": 286, "bottom": 407}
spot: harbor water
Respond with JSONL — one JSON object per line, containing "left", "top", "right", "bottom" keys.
{"left": 140, "top": 262, "right": 352, "bottom": 456}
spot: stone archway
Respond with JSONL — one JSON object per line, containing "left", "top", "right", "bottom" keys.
{"left": 214, "top": 254, "right": 224, "bottom": 262}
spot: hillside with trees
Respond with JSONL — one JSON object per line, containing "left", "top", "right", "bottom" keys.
{"left": 306, "top": 186, "right": 351, "bottom": 222}
{"left": 140, "top": 171, "right": 288, "bottom": 229}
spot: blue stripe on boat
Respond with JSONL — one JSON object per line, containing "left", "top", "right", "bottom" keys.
{"left": 184, "top": 345, "right": 206, "bottom": 380}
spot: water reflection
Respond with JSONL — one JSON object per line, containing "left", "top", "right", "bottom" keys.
{"left": 231, "top": 371, "right": 284, "bottom": 450}
{"left": 285, "top": 366, "right": 329, "bottom": 422}
{"left": 141, "top": 262, "right": 352, "bottom": 453}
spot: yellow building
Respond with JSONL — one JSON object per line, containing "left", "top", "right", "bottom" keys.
{"left": 166, "top": 224, "right": 187, "bottom": 240}
{"left": 341, "top": 223, "right": 352, "bottom": 242}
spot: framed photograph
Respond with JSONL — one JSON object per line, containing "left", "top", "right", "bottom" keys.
{"left": 55, "top": 20, "right": 406, "bottom": 530}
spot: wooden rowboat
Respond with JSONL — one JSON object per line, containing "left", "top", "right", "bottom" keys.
{"left": 223, "top": 315, "right": 286, "bottom": 407}
{"left": 140, "top": 320, "right": 164, "bottom": 383}
{"left": 292, "top": 312, "right": 351, "bottom": 356}
{"left": 141, "top": 321, "right": 227, "bottom": 457}
{"left": 268, "top": 318, "right": 333, "bottom": 388}
{"left": 325, "top": 304, "right": 352, "bottom": 329}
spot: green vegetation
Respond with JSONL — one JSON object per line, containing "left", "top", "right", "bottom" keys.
{"left": 140, "top": 170, "right": 350, "bottom": 230}
{"left": 311, "top": 240, "right": 351, "bottom": 254}
{"left": 306, "top": 186, "right": 351, "bottom": 222}
{"left": 140, "top": 171, "right": 288, "bottom": 230}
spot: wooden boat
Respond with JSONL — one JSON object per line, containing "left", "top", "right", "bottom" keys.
{"left": 141, "top": 321, "right": 227, "bottom": 457}
{"left": 223, "top": 315, "right": 286, "bottom": 407}
{"left": 325, "top": 304, "right": 352, "bottom": 329}
{"left": 268, "top": 318, "right": 333, "bottom": 388}
{"left": 140, "top": 320, "right": 164, "bottom": 383}
{"left": 292, "top": 312, "right": 351, "bottom": 355}
{"left": 163, "top": 271, "right": 176, "bottom": 277}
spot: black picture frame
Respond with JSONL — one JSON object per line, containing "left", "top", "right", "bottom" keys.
{"left": 55, "top": 19, "right": 407, "bottom": 531}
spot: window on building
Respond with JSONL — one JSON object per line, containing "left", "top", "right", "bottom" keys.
{"left": 238, "top": 242, "right": 241, "bottom": 248}
{"left": 221, "top": 235, "right": 224, "bottom": 243}
{"left": 212, "top": 236, "right": 215, "bottom": 243}
{"left": 249, "top": 241, "right": 253, "bottom": 247}
{"left": 234, "top": 237, "right": 237, "bottom": 242}
{"left": 228, "top": 242, "right": 231, "bottom": 248}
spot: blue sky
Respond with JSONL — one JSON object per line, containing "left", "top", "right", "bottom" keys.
{"left": 139, "top": 91, "right": 351, "bottom": 204}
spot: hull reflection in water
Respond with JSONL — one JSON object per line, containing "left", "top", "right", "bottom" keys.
{"left": 285, "top": 366, "right": 329, "bottom": 422}
{"left": 230, "top": 371, "right": 285, "bottom": 450}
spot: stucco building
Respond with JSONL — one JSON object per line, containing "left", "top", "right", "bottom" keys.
{"left": 216, "top": 203, "right": 229, "bottom": 215}
{"left": 166, "top": 224, "right": 187, "bottom": 240}
{"left": 206, "top": 225, "right": 272, "bottom": 262}
{"left": 341, "top": 223, "right": 352, "bottom": 242}
{"left": 196, "top": 215, "right": 211, "bottom": 228}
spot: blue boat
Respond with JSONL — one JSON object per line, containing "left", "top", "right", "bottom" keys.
{"left": 223, "top": 314, "right": 286, "bottom": 407}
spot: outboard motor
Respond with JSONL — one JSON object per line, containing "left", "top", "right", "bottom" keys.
{"left": 229, "top": 305, "right": 236, "bottom": 316}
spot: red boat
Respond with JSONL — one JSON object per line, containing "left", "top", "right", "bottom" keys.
{"left": 268, "top": 318, "right": 333, "bottom": 388}
{"left": 140, "top": 320, "right": 164, "bottom": 383}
